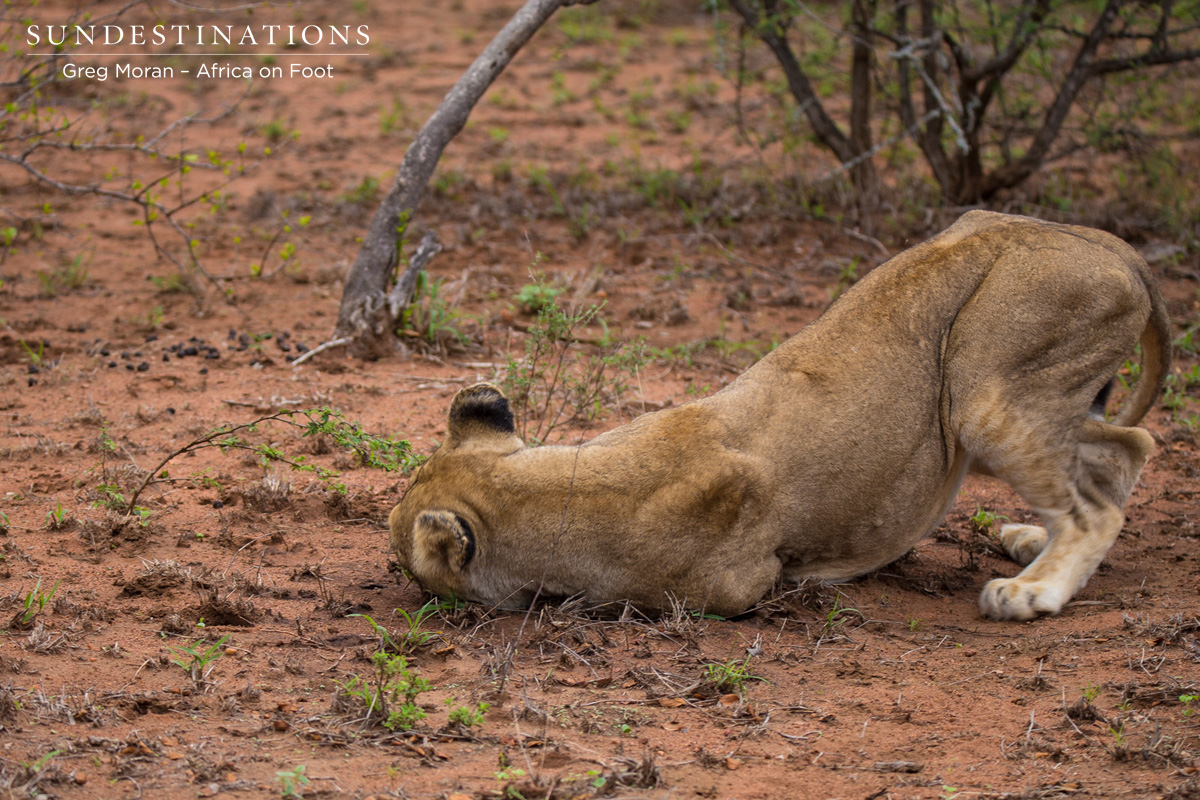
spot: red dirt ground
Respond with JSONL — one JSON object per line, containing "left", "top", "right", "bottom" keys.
{"left": 2, "top": 2, "right": 1199, "bottom": 799}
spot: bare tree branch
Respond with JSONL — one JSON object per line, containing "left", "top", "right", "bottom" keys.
{"left": 333, "top": 0, "right": 599, "bottom": 356}
{"left": 726, "top": 0, "right": 855, "bottom": 162}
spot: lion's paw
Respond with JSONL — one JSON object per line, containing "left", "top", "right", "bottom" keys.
{"left": 979, "top": 577, "right": 1066, "bottom": 621}
{"left": 997, "top": 524, "right": 1047, "bottom": 567}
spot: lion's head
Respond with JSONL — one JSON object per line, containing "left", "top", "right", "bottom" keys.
{"left": 388, "top": 383, "right": 526, "bottom": 605}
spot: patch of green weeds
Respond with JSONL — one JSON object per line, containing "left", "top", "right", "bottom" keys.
{"left": 820, "top": 595, "right": 863, "bottom": 638}
{"left": 18, "top": 578, "right": 61, "bottom": 626}
{"left": 558, "top": 5, "right": 612, "bottom": 45}
{"left": 276, "top": 764, "right": 311, "bottom": 798}
{"left": 502, "top": 261, "right": 648, "bottom": 443}
{"left": 432, "top": 168, "right": 467, "bottom": 198}
{"left": 399, "top": 272, "right": 470, "bottom": 350}
{"left": 36, "top": 253, "right": 90, "bottom": 297}
{"left": 337, "top": 649, "right": 431, "bottom": 731}
{"left": 352, "top": 605, "right": 441, "bottom": 656}
{"left": 44, "top": 503, "right": 70, "bottom": 530}
{"left": 704, "top": 657, "right": 757, "bottom": 694}
{"left": 166, "top": 633, "right": 230, "bottom": 683}
{"left": 18, "top": 339, "right": 47, "bottom": 367}
{"left": 379, "top": 100, "right": 411, "bottom": 135}
{"left": 261, "top": 119, "right": 288, "bottom": 142}
{"left": 515, "top": 281, "right": 564, "bottom": 315}
{"left": 341, "top": 175, "right": 380, "bottom": 205}
{"left": 125, "top": 408, "right": 419, "bottom": 512}
{"left": 969, "top": 506, "right": 1009, "bottom": 534}
{"left": 149, "top": 272, "right": 189, "bottom": 294}
{"left": 446, "top": 699, "right": 490, "bottom": 728}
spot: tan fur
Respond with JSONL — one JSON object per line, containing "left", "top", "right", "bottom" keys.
{"left": 389, "top": 211, "right": 1170, "bottom": 621}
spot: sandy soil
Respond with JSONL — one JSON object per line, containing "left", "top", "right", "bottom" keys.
{"left": 2, "top": 1, "right": 1199, "bottom": 798}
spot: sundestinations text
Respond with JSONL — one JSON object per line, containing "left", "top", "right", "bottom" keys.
{"left": 27, "top": 24, "right": 369, "bottom": 48}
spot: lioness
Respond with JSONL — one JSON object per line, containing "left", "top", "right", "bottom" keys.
{"left": 390, "top": 211, "right": 1170, "bottom": 621}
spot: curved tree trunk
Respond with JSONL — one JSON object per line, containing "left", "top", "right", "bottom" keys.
{"left": 332, "top": 0, "right": 598, "bottom": 357}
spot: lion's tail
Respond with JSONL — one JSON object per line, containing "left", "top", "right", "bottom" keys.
{"left": 1114, "top": 259, "right": 1172, "bottom": 428}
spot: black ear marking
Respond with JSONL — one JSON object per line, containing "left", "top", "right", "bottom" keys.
{"left": 453, "top": 514, "right": 476, "bottom": 568}
{"left": 448, "top": 382, "right": 515, "bottom": 438}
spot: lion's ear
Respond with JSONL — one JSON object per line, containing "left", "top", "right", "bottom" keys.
{"left": 447, "top": 382, "right": 515, "bottom": 441}
{"left": 412, "top": 510, "right": 476, "bottom": 574}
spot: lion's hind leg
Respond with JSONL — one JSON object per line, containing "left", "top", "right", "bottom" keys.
{"left": 968, "top": 413, "right": 1153, "bottom": 621}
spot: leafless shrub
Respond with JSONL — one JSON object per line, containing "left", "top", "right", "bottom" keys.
{"left": 120, "top": 559, "right": 192, "bottom": 597}
{"left": 242, "top": 471, "right": 292, "bottom": 512}
{"left": 22, "top": 620, "right": 71, "bottom": 654}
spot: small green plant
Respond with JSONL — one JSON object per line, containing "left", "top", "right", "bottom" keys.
{"left": 446, "top": 699, "right": 490, "bottom": 728}
{"left": 1082, "top": 683, "right": 1101, "bottom": 703}
{"left": 0, "top": 510, "right": 9, "bottom": 533}
{"left": 149, "top": 272, "right": 188, "bottom": 294}
{"left": 166, "top": 634, "right": 231, "bottom": 683}
{"left": 969, "top": 506, "right": 1009, "bottom": 534}
{"left": 502, "top": 260, "right": 648, "bottom": 443}
{"left": 1180, "top": 693, "right": 1198, "bottom": 716}
{"left": 352, "top": 605, "right": 440, "bottom": 655}
{"left": 20, "top": 578, "right": 61, "bottom": 626}
{"left": 379, "top": 100, "right": 410, "bottom": 135}
{"left": 337, "top": 649, "right": 430, "bottom": 731}
{"left": 145, "top": 304, "right": 166, "bottom": 329}
{"left": 18, "top": 339, "right": 46, "bottom": 367}
{"left": 23, "top": 749, "right": 62, "bottom": 775}
{"left": 704, "top": 657, "right": 757, "bottom": 694}
{"left": 906, "top": 615, "right": 924, "bottom": 632}
{"left": 93, "top": 483, "right": 128, "bottom": 510}
{"left": 275, "top": 764, "right": 311, "bottom": 798}
{"left": 341, "top": 175, "right": 380, "bottom": 205}
{"left": 515, "top": 281, "right": 564, "bottom": 314}
{"left": 261, "top": 119, "right": 288, "bottom": 142}
{"left": 399, "top": 272, "right": 470, "bottom": 349}
{"left": 36, "top": 253, "right": 90, "bottom": 297}
{"left": 393, "top": 603, "right": 441, "bottom": 650}
{"left": 44, "top": 503, "right": 70, "bottom": 530}
{"left": 822, "top": 595, "right": 861, "bottom": 635}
